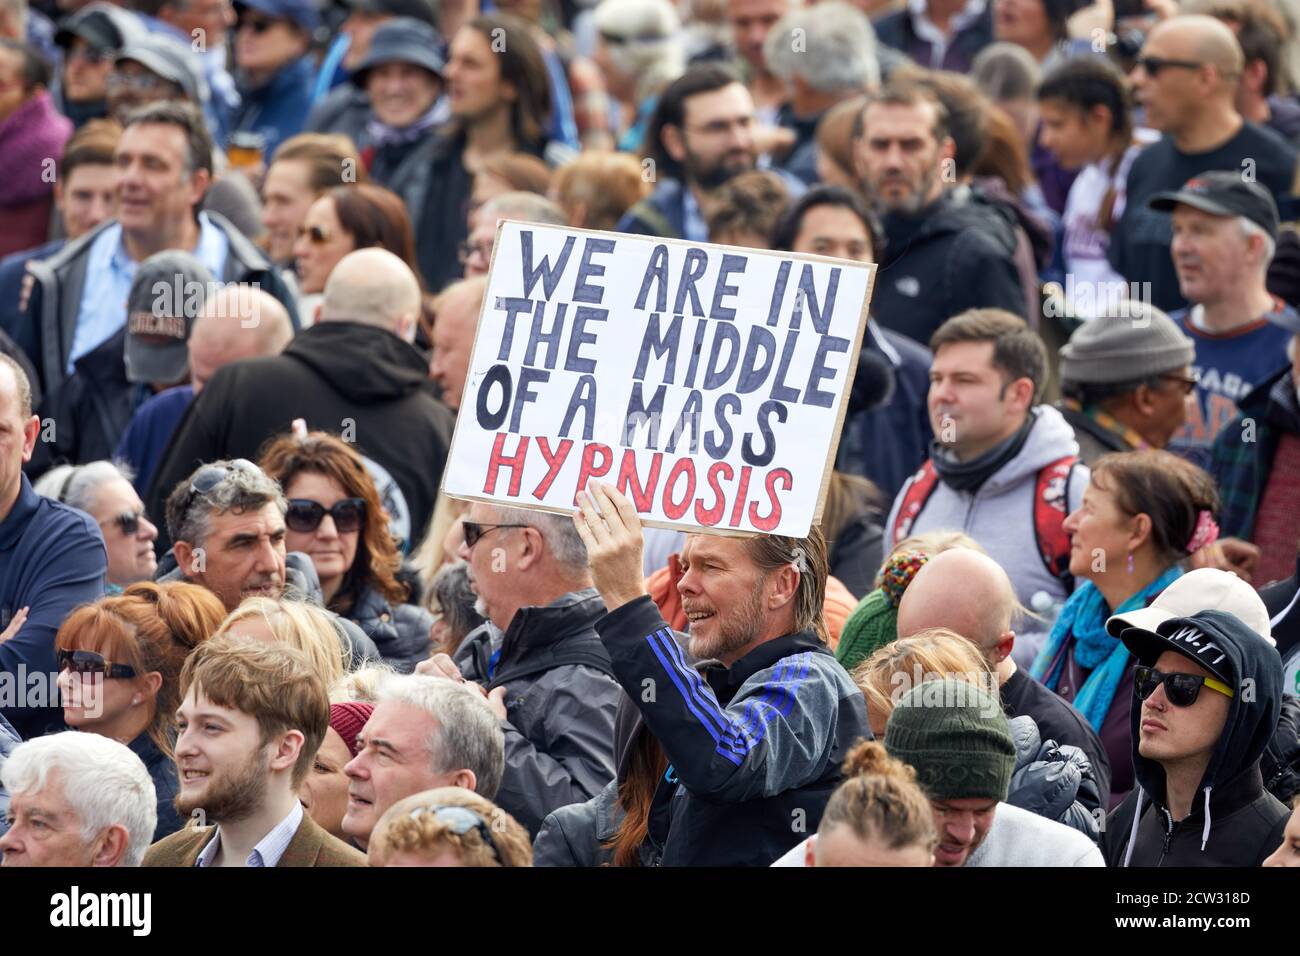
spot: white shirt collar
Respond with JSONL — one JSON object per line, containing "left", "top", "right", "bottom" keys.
{"left": 195, "top": 801, "right": 304, "bottom": 868}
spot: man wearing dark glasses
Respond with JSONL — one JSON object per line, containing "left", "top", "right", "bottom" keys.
{"left": 1109, "top": 14, "right": 1299, "bottom": 312}
{"left": 1104, "top": 608, "right": 1289, "bottom": 866}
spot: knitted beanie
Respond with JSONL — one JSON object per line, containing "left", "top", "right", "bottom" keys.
{"left": 329, "top": 701, "right": 374, "bottom": 758}
{"left": 834, "top": 550, "right": 929, "bottom": 671}
{"left": 1058, "top": 303, "right": 1195, "bottom": 385}
{"left": 883, "top": 679, "right": 1015, "bottom": 803}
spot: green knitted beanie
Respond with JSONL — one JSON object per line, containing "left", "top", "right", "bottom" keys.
{"left": 883, "top": 678, "right": 1015, "bottom": 803}
{"left": 835, "top": 551, "right": 929, "bottom": 672}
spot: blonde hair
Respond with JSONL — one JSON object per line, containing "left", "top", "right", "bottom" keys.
{"left": 888, "top": 529, "right": 985, "bottom": 561}
{"left": 215, "top": 597, "right": 349, "bottom": 689}
{"left": 370, "top": 787, "right": 532, "bottom": 867}
{"left": 329, "top": 660, "right": 397, "bottom": 704}
{"left": 553, "top": 151, "right": 653, "bottom": 231}
{"left": 819, "top": 740, "right": 937, "bottom": 856}
{"left": 853, "top": 627, "right": 994, "bottom": 724}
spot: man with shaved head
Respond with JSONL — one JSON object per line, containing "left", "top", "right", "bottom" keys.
{"left": 115, "top": 284, "right": 295, "bottom": 497}
{"left": 147, "top": 248, "right": 454, "bottom": 554}
{"left": 897, "top": 547, "right": 1112, "bottom": 806}
{"left": 1110, "top": 13, "right": 1300, "bottom": 311}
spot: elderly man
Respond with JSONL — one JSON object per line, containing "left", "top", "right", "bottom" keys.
{"left": 896, "top": 547, "right": 1112, "bottom": 808}
{"left": 427, "top": 275, "right": 486, "bottom": 411}
{"left": 116, "top": 283, "right": 293, "bottom": 497}
{"left": 1055, "top": 302, "right": 1198, "bottom": 464}
{"left": 1109, "top": 14, "right": 1298, "bottom": 312}
{"left": 422, "top": 501, "right": 624, "bottom": 839}
{"left": 341, "top": 674, "right": 504, "bottom": 851}
{"left": 573, "top": 481, "right": 871, "bottom": 866}
{"left": 460, "top": 192, "right": 567, "bottom": 279}
{"left": 0, "top": 356, "right": 106, "bottom": 740}
{"left": 0, "top": 732, "right": 156, "bottom": 866}
{"left": 147, "top": 248, "right": 454, "bottom": 554}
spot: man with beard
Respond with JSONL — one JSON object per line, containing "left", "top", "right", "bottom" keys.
{"left": 855, "top": 82, "right": 1026, "bottom": 347}
{"left": 617, "top": 64, "right": 802, "bottom": 241}
{"left": 573, "top": 481, "right": 872, "bottom": 866}
{"left": 143, "top": 635, "right": 366, "bottom": 866}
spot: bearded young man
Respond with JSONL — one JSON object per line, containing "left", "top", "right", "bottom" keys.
{"left": 143, "top": 635, "right": 366, "bottom": 867}
{"left": 573, "top": 481, "right": 871, "bottom": 867}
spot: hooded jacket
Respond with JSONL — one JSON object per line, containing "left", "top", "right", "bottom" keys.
{"left": 145, "top": 321, "right": 454, "bottom": 555}
{"left": 1103, "top": 610, "right": 1290, "bottom": 867}
{"left": 594, "top": 595, "right": 871, "bottom": 866}
{"left": 454, "top": 589, "right": 623, "bottom": 839}
{"left": 886, "top": 405, "right": 1089, "bottom": 662}
{"left": 20, "top": 211, "right": 297, "bottom": 399}
{"left": 873, "top": 188, "right": 1027, "bottom": 347}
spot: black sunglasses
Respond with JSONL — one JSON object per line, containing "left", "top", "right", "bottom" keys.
{"left": 57, "top": 649, "right": 137, "bottom": 679}
{"left": 104, "top": 509, "right": 146, "bottom": 537}
{"left": 1134, "top": 665, "right": 1234, "bottom": 707}
{"left": 1137, "top": 55, "right": 1204, "bottom": 77}
{"left": 238, "top": 15, "right": 276, "bottom": 33}
{"left": 462, "top": 520, "right": 528, "bottom": 549}
{"left": 286, "top": 498, "right": 366, "bottom": 534}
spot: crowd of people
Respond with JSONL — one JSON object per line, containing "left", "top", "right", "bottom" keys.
{"left": 0, "top": 0, "right": 1298, "bottom": 871}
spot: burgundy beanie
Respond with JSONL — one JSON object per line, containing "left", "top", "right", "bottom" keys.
{"left": 330, "top": 702, "right": 374, "bottom": 758}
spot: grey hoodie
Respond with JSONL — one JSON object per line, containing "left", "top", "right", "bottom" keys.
{"left": 886, "top": 404, "right": 1089, "bottom": 664}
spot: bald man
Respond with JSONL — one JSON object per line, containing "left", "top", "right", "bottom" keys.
{"left": 428, "top": 275, "right": 487, "bottom": 411}
{"left": 146, "top": 249, "right": 454, "bottom": 554}
{"left": 115, "top": 285, "right": 296, "bottom": 496}
{"left": 897, "top": 548, "right": 1113, "bottom": 808}
{"left": 1110, "top": 13, "right": 1299, "bottom": 311}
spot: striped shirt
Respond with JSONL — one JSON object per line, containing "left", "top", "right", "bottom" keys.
{"left": 195, "top": 801, "right": 303, "bottom": 868}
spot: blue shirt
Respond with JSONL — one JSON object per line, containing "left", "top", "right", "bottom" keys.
{"left": 1169, "top": 304, "right": 1296, "bottom": 469}
{"left": 0, "top": 475, "right": 107, "bottom": 739}
{"left": 68, "top": 215, "right": 229, "bottom": 374}
{"left": 195, "top": 800, "right": 303, "bottom": 867}
{"left": 115, "top": 385, "right": 195, "bottom": 496}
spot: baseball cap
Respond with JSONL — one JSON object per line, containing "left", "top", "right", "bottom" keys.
{"left": 55, "top": 3, "right": 148, "bottom": 52}
{"left": 352, "top": 18, "right": 445, "bottom": 85}
{"left": 1148, "top": 170, "right": 1280, "bottom": 241}
{"left": 1120, "top": 610, "right": 1261, "bottom": 686}
{"left": 124, "top": 251, "right": 215, "bottom": 386}
{"left": 115, "top": 34, "right": 209, "bottom": 105}
{"left": 340, "top": 0, "right": 437, "bottom": 28}
{"left": 234, "top": 0, "right": 321, "bottom": 33}
{"left": 1105, "top": 567, "right": 1274, "bottom": 646}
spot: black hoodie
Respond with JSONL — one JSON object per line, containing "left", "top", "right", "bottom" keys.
{"left": 1103, "top": 610, "right": 1289, "bottom": 867}
{"left": 145, "top": 321, "right": 454, "bottom": 554}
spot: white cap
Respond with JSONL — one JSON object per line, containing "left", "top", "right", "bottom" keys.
{"left": 1105, "top": 567, "right": 1275, "bottom": 646}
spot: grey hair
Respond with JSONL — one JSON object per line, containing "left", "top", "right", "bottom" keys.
{"left": 971, "top": 41, "right": 1041, "bottom": 102}
{"left": 430, "top": 560, "right": 485, "bottom": 651}
{"left": 33, "top": 460, "right": 134, "bottom": 514}
{"left": 164, "top": 459, "right": 287, "bottom": 547}
{"left": 490, "top": 503, "right": 590, "bottom": 576}
{"left": 1239, "top": 216, "right": 1277, "bottom": 268}
{"left": 375, "top": 674, "right": 506, "bottom": 800}
{"left": 1, "top": 732, "right": 157, "bottom": 867}
{"left": 593, "top": 0, "right": 685, "bottom": 102}
{"left": 764, "top": 2, "right": 881, "bottom": 94}
{"left": 481, "top": 191, "right": 568, "bottom": 229}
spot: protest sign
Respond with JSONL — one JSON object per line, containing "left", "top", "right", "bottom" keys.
{"left": 441, "top": 220, "right": 875, "bottom": 537}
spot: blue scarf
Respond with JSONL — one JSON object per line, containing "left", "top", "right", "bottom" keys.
{"left": 1030, "top": 566, "right": 1182, "bottom": 731}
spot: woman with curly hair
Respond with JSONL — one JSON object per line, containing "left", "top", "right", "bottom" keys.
{"left": 259, "top": 430, "right": 434, "bottom": 672}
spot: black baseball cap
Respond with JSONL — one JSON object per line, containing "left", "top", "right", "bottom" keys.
{"left": 1120, "top": 610, "right": 1249, "bottom": 686}
{"left": 340, "top": 0, "right": 437, "bottom": 28}
{"left": 1149, "top": 170, "right": 1280, "bottom": 241}
{"left": 55, "top": 3, "right": 147, "bottom": 52}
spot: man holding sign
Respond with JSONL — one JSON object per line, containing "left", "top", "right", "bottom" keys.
{"left": 573, "top": 480, "right": 871, "bottom": 867}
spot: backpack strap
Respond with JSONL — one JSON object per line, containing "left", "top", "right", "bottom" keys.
{"left": 1033, "top": 455, "right": 1079, "bottom": 587}
{"left": 890, "top": 460, "right": 940, "bottom": 545}
{"left": 486, "top": 637, "right": 615, "bottom": 690}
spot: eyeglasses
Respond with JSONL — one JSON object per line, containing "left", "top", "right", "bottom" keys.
{"left": 286, "top": 498, "right": 366, "bottom": 534}
{"left": 106, "top": 72, "right": 167, "bottom": 93}
{"left": 457, "top": 239, "right": 493, "bottom": 265}
{"left": 462, "top": 520, "right": 527, "bottom": 549}
{"left": 102, "top": 509, "right": 147, "bottom": 537}
{"left": 405, "top": 804, "right": 502, "bottom": 863}
{"left": 1136, "top": 55, "right": 1205, "bottom": 77}
{"left": 238, "top": 15, "right": 276, "bottom": 33}
{"left": 297, "top": 224, "right": 333, "bottom": 245}
{"left": 1134, "top": 665, "right": 1234, "bottom": 707}
{"left": 1159, "top": 372, "right": 1199, "bottom": 395}
{"left": 69, "top": 46, "right": 111, "bottom": 65}
{"left": 57, "top": 649, "right": 137, "bottom": 679}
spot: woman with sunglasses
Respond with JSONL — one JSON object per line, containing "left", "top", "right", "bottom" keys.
{"left": 259, "top": 430, "right": 434, "bottom": 672}
{"left": 55, "top": 580, "right": 227, "bottom": 840}
{"left": 1032, "top": 449, "right": 1219, "bottom": 809}
{"left": 34, "top": 461, "right": 160, "bottom": 593}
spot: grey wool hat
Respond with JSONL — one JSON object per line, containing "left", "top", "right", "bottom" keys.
{"left": 1058, "top": 303, "right": 1196, "bottom": 386}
